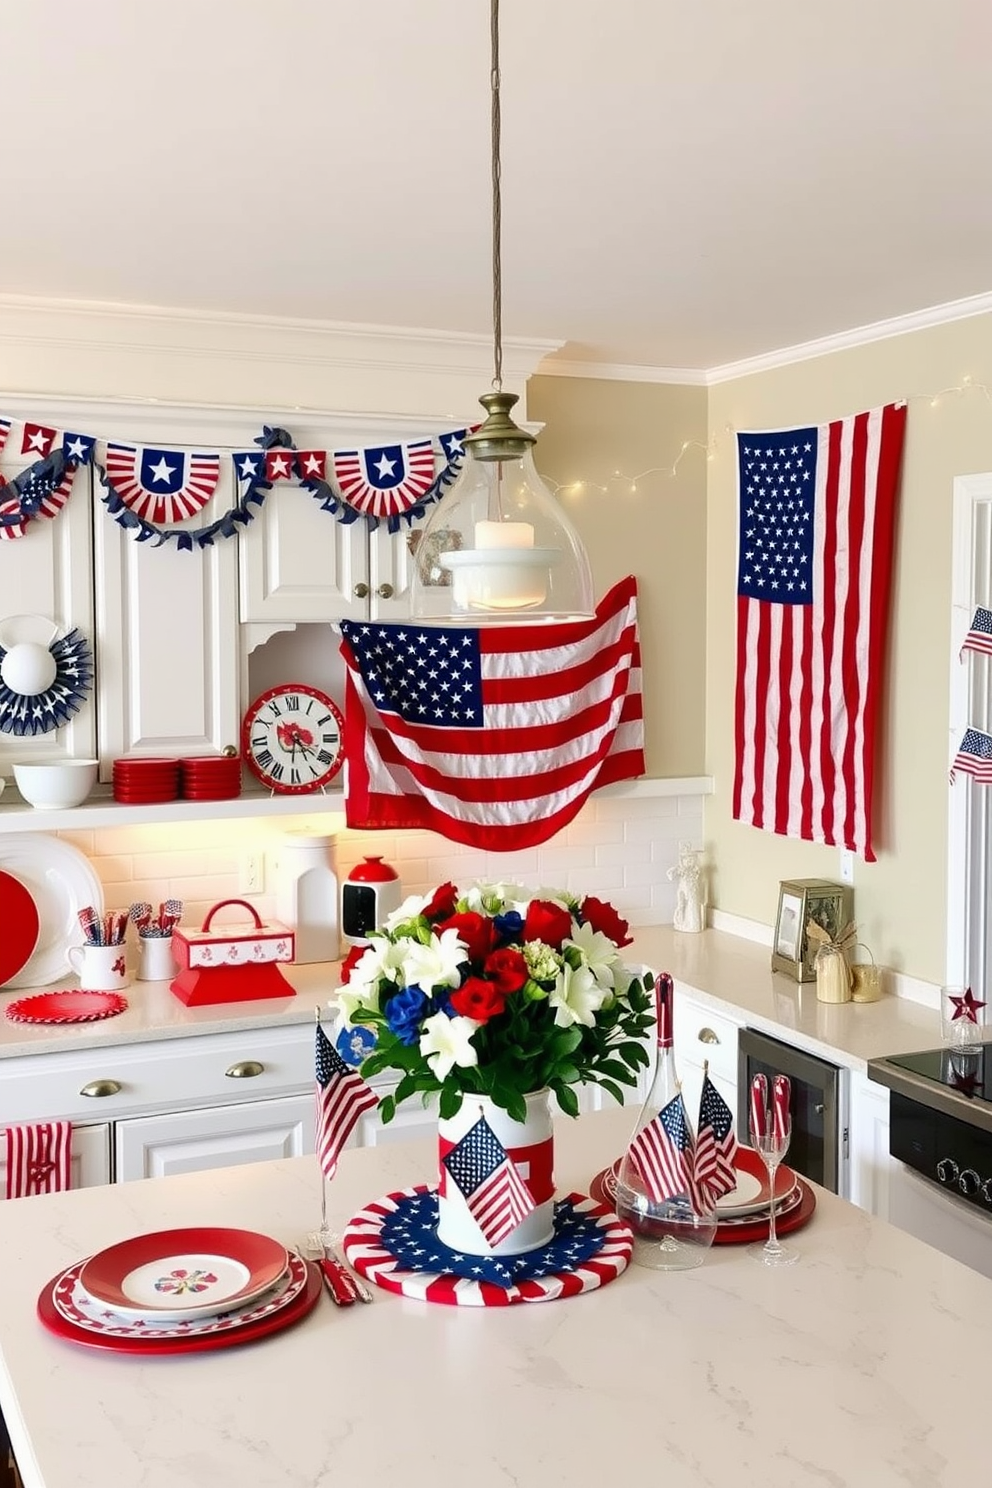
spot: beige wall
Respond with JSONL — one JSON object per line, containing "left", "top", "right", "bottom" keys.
{"left": 706, "top": 312, "right": 992, "bottom": 984}
{"left": 528, "top": 375, "right": 708, "bottom": 777}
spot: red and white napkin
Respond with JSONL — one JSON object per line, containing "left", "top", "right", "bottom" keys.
{"left": 4, "top": 1121, "right": 72, "bottom": 1199}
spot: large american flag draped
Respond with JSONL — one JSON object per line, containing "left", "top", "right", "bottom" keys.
{"left": 5, "top": 1121, "right": 72, "bottom": 1199}
{"left": 693, "top": 1073, "right": 739, "bottom": 1207}
{"left": 733, "top": 404, "right": 907, "bottom": 861}
{"left": 627, "top": 1093, "right": 697, "bottom": 1207}
{"left": 339, "top": 575, "right": 643, "bottom": 851}
{"left": 315, "top": 1022, "right": 378, "bottom": 1179}
{"left": 441, "top": 1115, "right": 537, "bottom": 1247}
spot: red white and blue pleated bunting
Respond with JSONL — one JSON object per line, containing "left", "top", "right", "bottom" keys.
{"left": 0, "top": 417, "right": 10, "bottom": 456}
{"left": 333, "top": 438, "right": 438, "bottom": 519}
{"left": 103, "top": 443, "right": 221, "bottom": 524}
{"left": 0, "top": 466, "right": 76, "bottom": 541}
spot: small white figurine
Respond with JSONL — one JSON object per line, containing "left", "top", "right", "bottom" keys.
{"left": 668, "top": 841, "right": 704, "bottom": 933}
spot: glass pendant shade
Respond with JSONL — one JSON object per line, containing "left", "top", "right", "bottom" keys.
{"left": 410, "top": 394, "right": 595, "bottom": 624}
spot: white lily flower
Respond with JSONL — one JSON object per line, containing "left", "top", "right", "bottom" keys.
{"left": 419, "top": 1011, "right": 480, "bottom": 1081}
{"left": 383, "top": 892, "right": 431, "bottom": 930}
{"left": 549, "top": 961, "right": 609, "bottom": 1028}
{"left": 564, "top": 923, "right": 621, "bottom": 988}
{"left": 402, "top": 928, "right": 468, "bottom": 991}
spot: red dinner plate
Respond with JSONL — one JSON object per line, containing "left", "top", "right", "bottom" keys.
{"left": 79, "top": 1227, "right": 289, "bottom": 1321}
{"left": 0, "top": 869, "right": 41, "bottom": 986}
{"left": 588, "top": 1165, "right": 816, "bottom": 1245}
{"left": 38, "top": 1259, "right": 321, "bottom": 1354}
{"left": 5, "top": 990, "right": 128, "bottom": 1025}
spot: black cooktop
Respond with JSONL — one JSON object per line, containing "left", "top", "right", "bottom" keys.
{"left": 869, "top": 1041, "right": 992, "bottom": 1132}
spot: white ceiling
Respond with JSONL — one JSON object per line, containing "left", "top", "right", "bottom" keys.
{"left": 5, "top": 1, "right": 991, "bottom": 372}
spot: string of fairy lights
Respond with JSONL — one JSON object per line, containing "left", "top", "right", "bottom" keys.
{"left": 543, "top": 374, "right": 992, "bottom": 503}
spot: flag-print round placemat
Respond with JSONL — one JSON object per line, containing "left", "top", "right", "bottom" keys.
{"left": 341, "top": 1186, "right": 632, "bottom": 1306}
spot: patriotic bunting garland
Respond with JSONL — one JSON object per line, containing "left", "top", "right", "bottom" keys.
{"left": 0, "top": 411, "right": 471, "bottom": 551}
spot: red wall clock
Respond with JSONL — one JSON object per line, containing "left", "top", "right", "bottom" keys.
{"left": 241, "top": 684, "right": 345, "bottom": 794}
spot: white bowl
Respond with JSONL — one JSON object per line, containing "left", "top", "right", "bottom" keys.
{"left": 13, "top": 760, "right": 99, "bottom": 810}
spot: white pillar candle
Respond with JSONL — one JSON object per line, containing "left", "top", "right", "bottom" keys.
{"left": 473, "top": 520, "right": 535, "bottom": 550}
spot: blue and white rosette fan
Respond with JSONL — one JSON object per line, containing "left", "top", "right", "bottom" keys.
{"left": 0, "top": 614, "right": 94, "bottom": 736}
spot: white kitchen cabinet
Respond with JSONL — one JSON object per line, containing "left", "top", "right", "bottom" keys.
{"left": 674, "top": 991, "right": 741, "bottom": 1127}
{"left": 847, "top": 1069, "right": 893, "bottom": 1219}
{"left": 354, "top": 1089, "right": 438, "bottom": 1148}
{"left": 0, "top": 461, "right": 96, "bottom": 769}
{"left": 115, "top": 1095, "right": 313, "bottom": 1181}
{"left": 0, "top": 1121, "right": 111, "bottom": 1197}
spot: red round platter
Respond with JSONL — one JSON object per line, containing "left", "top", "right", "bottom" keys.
{"left": 589, "top": 1162, "right": 816, "bottom": 1245}
{"left": 5, "top": 990, "right": 129, "bottom": 1025}
{"left": 0, "top": 869, "right": 41, "bottom": 986}
{"left": 38, "top": 1258, "right": 320, "bottom": 1354}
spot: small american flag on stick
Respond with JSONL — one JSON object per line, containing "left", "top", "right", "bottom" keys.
{"left": 950, "top": 727, "right": 992, "bottom": 785}
{"left": 315, "top": 1021, "right": 377, "bottom": 1179}
{"left": 961, "top": 606, "right": 992, "bottom": 660}
{"left": 627, "top": 1093, "right": 698, "bottom": 1207}
{"left": 442, "top": 1114, "right": 536, "bottom": 1247}
{"left": 693, "top": 1066, "right": 739, "bottom": 1206}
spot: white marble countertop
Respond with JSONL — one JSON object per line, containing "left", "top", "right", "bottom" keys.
{"left": 0, "top": 929, "right": 940, "bottom": 1069}
{"left": 0, "top": 1107, "right": 984, "bottom": 1488}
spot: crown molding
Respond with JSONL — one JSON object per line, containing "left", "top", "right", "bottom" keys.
{"left": 535, "top": 356, "right": 707, "bottom": 386}
{"left": 705, "top": 289, "right": 992, "bottom": 385}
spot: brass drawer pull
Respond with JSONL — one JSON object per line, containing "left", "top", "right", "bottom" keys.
{"left": 80, "top": 1079, "right": 122, "bottom": 1098}
{"left": 697, "top": 1027, "right": 721, "bottom": 1045}
{"left": 225, "top": 1060, "right": 265, "bottom": 1079}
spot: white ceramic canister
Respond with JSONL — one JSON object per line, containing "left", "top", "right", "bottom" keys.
{"left": 275, "top": 831, "right": 339, "bottom": 964}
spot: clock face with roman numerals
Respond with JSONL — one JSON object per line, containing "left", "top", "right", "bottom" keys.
{"left": 241, "top": 684, "right": 345, "bottom": 794}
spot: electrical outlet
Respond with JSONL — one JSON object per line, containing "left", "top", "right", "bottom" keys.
{"left": 239, "top": 852, "right": 264, "bottom": 895}
{"left": 839, "top": 849, "right": 855, "bottom": 886}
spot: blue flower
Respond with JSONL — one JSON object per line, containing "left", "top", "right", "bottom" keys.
{"left": 493, "top": 910, "right": 524, "bottom": 944}
{"left": 384, "top": 986, "right": 429, "bottom": 1045}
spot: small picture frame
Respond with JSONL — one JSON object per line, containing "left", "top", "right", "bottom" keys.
{"left": 771, "top": 878, "right": 854, "bottom": 982}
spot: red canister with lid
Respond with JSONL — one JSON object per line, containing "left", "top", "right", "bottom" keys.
{"left": 341, "top": 856, "right": 402, "bottom": 944}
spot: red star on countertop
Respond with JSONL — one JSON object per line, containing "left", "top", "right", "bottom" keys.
{"left": 949, "top": 987, "right": 986, "bottom": 1023}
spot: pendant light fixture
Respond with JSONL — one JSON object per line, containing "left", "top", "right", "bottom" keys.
{"left": 409, "top": 0, "right": 595, "bottom": 624}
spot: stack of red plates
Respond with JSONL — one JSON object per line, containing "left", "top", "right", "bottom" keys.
{"left": 179, "top": 755, "right": 243, "bottom": 801}
{"left": 112, "top": 757, "right": 180, "bottom": 804}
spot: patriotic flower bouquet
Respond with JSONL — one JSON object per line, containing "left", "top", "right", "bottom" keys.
{"left": 333, "top": 881, "right": 655, "bottom": 1124}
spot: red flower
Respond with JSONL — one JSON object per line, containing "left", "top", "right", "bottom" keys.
{"left": 339, "top": 944, "right": 367, "bottom": 985}
{"left": 483, "top": 946, "right": 528, "bottom": 995}
{"left": 523, "top": 899, "right": 573, "bottom": 950}
{"left": 438, "top": 911, "right": 497, "bottom": 964}
{"left": 423, "top": 881, "right": 459, "bottom": 921}
{"left": 450, "top": 976, "right": 507, "bottom": 1023}
{"left": 580, "top": 895, "right": 632, "bottom": 948}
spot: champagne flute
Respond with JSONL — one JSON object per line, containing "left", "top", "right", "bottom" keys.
{"left": 748, "top": 1073, "right": 799, "bottom": 1266}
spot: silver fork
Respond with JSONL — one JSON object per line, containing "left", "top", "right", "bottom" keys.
{"left": 309, "top": 1228, "right": 373, "bottom": 1304}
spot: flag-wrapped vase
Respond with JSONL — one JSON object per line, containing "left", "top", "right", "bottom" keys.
{"left": 436, "top": 1089, "right": 555, "bottom": 1255}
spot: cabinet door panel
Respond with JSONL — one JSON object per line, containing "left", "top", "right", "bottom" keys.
{"left": 239, "top": 483, "right": 368, "bottom": 622}
{"left": 93, "top": 477, "right": 239, "bottom": 765}
{"left": 0, "top": 464, "right": 96, "bottom": 768}
{"left": 369, "top": 523, "right": 415, "bottom": 619}
{"left": 115, "top": 1095, "right": 314, "bottom": 1181}
{"left": 0, "top": 1122, "right": 111, "bottom": 1197}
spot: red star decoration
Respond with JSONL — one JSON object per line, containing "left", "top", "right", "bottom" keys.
{"left": 949, "top": 986, "right": 986, "bottom": 1024}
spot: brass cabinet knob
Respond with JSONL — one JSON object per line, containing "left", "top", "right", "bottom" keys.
{"left": 377, "top": 583, "right": 394, "bottom": 600}
{"left": 697, "top": 1027, "right": 720, "bottom": 1045}
{"left": 353, "top": 582, "right": 370, "bottom": 599}
{"left": 79, "top": 1079, "right": 122, "bottom": 1098}
{"left": 225, "top": 1060, "right": 265, "bottom": 1079}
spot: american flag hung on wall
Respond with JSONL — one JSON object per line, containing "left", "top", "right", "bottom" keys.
{"left": 733, "top": 403, "right": 907, "bottom": 861}
{"left": 339, "top": 575, "right": 644, "bottom": 851}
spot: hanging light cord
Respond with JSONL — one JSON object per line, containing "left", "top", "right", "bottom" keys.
{"left": 490, "top": 0, "right": 503, "bottom": 392}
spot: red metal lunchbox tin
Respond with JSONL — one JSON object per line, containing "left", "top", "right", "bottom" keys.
{"left": 170, "top": 898, "right": 295, "bottom": 1006}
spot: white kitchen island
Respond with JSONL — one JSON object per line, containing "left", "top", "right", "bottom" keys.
{"left": 0, "top": 1107, "right": 983, "bottom": 1488}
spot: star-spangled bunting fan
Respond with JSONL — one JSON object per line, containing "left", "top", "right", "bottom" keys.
{"left": 103, "top": 442, "right": 221, "bottom": 525}
{"left": 339, "top": 574, "right": 644, "bottom": 851}
{"left": 0, "top": 465, "right": 75, "bottom": 541}
{"left": 950, "top": 727, "right": 992, "bottom": 784}
{"left": 693, "top": 1071, "right": 739, "bottom": 1207}
{"left": 961, "top": 607, "right": 992, "bottom": 660}
{"left": 441, "top": 1114, "right": 537, "bottom": 1247}
{"left": 333, "top": 439, "right": 437, "bottom": 520}
{"left": 734, "top": 403, "right": 907, "bottom": 861}
{"left": 315, "top": 1021, "right": 378, "bottom": 1179}
{"left": 5, "top": 1121, "right": 72, "bottom": 1200}
{"left": 627, "top": 1093, "right": 698, "bottom": 1207}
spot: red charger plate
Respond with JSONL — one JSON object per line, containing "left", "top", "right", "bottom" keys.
{"left": 38, "top": 1259, "right": 321, "bottom": 1354}
{"left": 5, "top": 990, "right": 128, "bottom": 1025}
{"left": 0, "top": 869, "right": 41, "bottom": 986}
{"left": 588, "top": 1163, "right": 816, "bottom": 1245}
